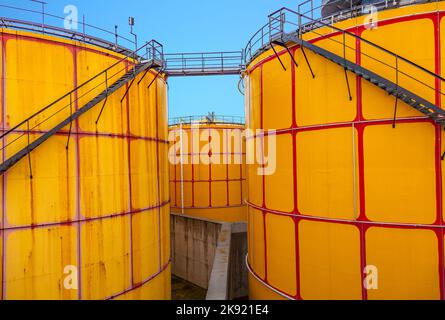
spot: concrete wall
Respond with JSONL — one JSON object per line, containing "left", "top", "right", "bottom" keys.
{"left": 171, "top": 213, "right": 221, "bottom": 289}
{"left": 170, "top": 213, "right": 248, "bottom": 299}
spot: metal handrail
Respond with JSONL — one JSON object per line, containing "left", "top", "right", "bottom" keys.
{"left": 0, "top": 3, "right": 137, "bottom": 56}
{"left": 164, "top": 51, "right": 244, "bottom": 75}
{"left": 0, "top": 39, "right": 164, "bottom": 154}
{"left": 244, "top": 0, "right": 442, "bottom": 64}
{"left": 169, "top": 115, "right": 245, "bottom": 126}
{"left": 270, "top": 7, "right": 445, "bottom": 85}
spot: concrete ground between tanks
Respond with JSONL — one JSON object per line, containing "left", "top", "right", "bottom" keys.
{"left": 172, "top": 275, "right": 207, "bottom": 300}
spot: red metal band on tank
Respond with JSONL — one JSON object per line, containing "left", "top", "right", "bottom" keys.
{"left": 1, "top": 31, "right": 6, "bottom": 300}
{"left": 191, "top": 127, "right": 195, "bottom": 207}
{"left": 208, "top": 129, "right": 212, "bottom": 207}
{"left": 226, "top": 130, "right": 230, "bottom": 206}
{"left": 354, "top": 28, "right": 369, "bottom": 300}
{"left": 105, "top": 259, "right": 171, "bottom": 300}
{"left": 124, "top": 62, "right": 135, "bottom": 287}
{"left": 72, "top": 44, "right": 84, "bottom": 300}
{"left": 259, "top": 65, "right": 269, "bottom": 283}
{"left": 154, "top": 80, "right": 162, "bottom": 271}
{"left": 0, "top": 128, "right": 169, "bottom": 144}
{"left": 0, "top": 202, "right": 169, "bottom": 232}
{"left": 433, "top": 12, "right": 445, "bottom": 299}
{"left": 291, "top": 47, "right": 302, "bottom": 299}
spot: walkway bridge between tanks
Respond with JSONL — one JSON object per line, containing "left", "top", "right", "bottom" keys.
{"left": 163, "top": 51, "right": 245, "bottom": 77}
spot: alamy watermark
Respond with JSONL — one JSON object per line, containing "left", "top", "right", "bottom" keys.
{"left": 364, "top": 265, "right": 379, "bottom": 290}
{"left": 63, "top": 265, "right": 78, "bottom": 290}
{"left": 363, "top": 5, "right": 379, "bottom": 30}
{"left": 168, "top": 125, "right": 277, "bottom": 176}
{"left": 63, "top": 5, "right": 79, "bottom": 31}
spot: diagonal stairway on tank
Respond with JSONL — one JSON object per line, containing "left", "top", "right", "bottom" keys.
{"left": 0, "top": 59, "right": 159, "bottom": 175}
{"left": 276, "top": 31, "right": 445, "bottom": 126}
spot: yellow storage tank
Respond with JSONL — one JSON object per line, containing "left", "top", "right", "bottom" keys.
{"left": 169, "top": 116, "right": 247, "bottom": 222}
{"left": 0, "top": 28, "right": 170, "bottom": 300}
{"left": 245, "top": 2, "right": 445, "bottom": 300}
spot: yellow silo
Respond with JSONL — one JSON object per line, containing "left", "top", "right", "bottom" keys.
{"left": 169, "top": 116, "right": 247, "bottom": 222}
{"left": 245, "top": 1, "right": 445, "bottom": 300}
{"left": 0, "top": 27, "right": 170, "bottom": 300}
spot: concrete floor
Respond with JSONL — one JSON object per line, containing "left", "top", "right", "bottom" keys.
{"left": 171, "top": 275, "right": 207, "bottom": 300}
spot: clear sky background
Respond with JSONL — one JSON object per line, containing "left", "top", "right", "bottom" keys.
{"left": 2, "top": 0, "right": 304, "bottom": 118}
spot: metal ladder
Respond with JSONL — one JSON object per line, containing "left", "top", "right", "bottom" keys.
{"left": 0, "top": 60, "right": 155, "bottom": 175}
{"left": 264, "top": 7, "right": 445, "bottom": 126}
{"left": 282, "top": 33, "right": 445, "bottom": 125}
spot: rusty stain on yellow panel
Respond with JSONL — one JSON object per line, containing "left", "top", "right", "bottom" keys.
{"left": 81, "top": 215, "right": 131, "bottom": 300}
{"left": 6, "top": 39, "right": 74, "bottom": 131}
{"left": 115, "top": 266, "right": 171, "bottom": 300}
{"left": 128, "top": 73, "right": 157, "bottom": 138}
{"left": 1, "top": 31, "right": 169, "bottom": 300}
{"left": 6, "top": 134, "right": 76, "bottom": 226}
{"left": 132, "top": 210, "right": 160, "bottom": 284}
{"left": 76, "top": 51, "right": 127, "bottom": 135}
{"left": 130, "top": 140, "right": 158, "bottom": 210}
{"left": 80, "top": 136, "right": 129, "bottom": 218}
{"left": 160, "top": 205, "right": 171, "bottom": 266}
{"left": 5, "top": 226, "right": 78, "bottom": 300}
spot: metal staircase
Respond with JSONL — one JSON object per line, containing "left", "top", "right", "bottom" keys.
{"left": 260, "top": 7, "right": 445, "bottom": 126}
{"left": 282, "top": 33, "right": 445, "bottom": 125}
{"left": 0, "top": 40, "right": 164, "bottom": 175}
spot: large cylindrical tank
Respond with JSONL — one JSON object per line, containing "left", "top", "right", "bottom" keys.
{"left": 169, "top": 117, "right": 247, "bottom": 222}
{"left": 0, "top": 28, "right": 170, "bottom": 300}
{"left": 245, "top": 2, "right": 445, "bottom": 300}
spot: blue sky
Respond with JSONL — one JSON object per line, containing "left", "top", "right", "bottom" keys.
{"left": 1, "top": 0, "right": 304, "bottom": 118}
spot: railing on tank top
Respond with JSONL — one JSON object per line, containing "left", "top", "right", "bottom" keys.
{"left": 0, "top": 3, "right": 139, "bottom": 58}
{"left": 244, "top": 5, "right": 445, "bottom": 127}
{"left": 270, "top": 7, "right": 444, "bottom": 111}
{"left": 169, "top": 115, "right": 246, "bottom": 126}
{"left": 244, "top": 0, "right": 444, "bottom": 64}
{"left": 0, "top": 39, "right": 164, "bottom": 175}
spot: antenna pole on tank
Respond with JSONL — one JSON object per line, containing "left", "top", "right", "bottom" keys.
{"left": 82, "top": 15, "right": 86, "bottom": 42}
{"left": 31, "top": 0, "right": 47, "bottom": 34}
{"left": 128, "top": 17, "right": 138, "bottom": 64}
{"left": 114, "top": 25, "right": 118, "bottom": 49}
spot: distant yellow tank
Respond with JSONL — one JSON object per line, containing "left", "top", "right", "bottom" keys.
{"left": 0, "top": 28, "right": 170, "bottom": 300}
{"left": 245, "top": 1, "right": 445, "bottom": 300}
{"left": 169, "top": 116, "right": 247, "bottom": 222}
